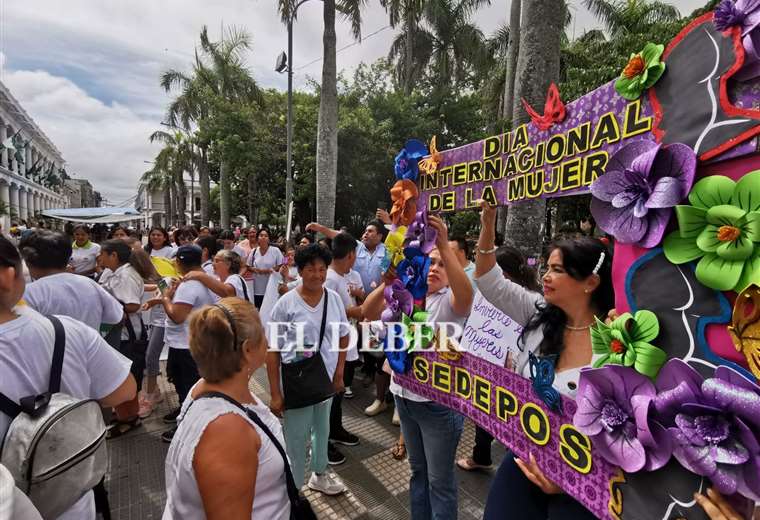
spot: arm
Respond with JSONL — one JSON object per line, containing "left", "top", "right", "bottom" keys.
{"left": 305, "top": 222, "right": 339, "bottom": 239}
{"left": 346, "top": 305, "right": 363, "bottom": 320}
{"left": 475, "top": 199, "right": 497, "bottom": 278}
{"left": 162, "top": 298, "right": 194, "bottom": 324}
{"left": 184, "top": 271, "right": 235, "bottom": 298}
{"left": 429, "top": 216, "right": 473, "bottom": 317}
{"left": 361, "top": 282, "right": 387, "bottom": 321}
{"left": 333, "top": 335, "right": 348, "bottom": 393}
{"left": 194, "top": 414, "right": 260, "bottom": 519}
{"left": 266, "top": 351, "right": 283, "bottom": 417}
{"left": 99, "top": 374, "right": 137, "bottom": 408}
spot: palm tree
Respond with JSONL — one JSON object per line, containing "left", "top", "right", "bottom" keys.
{"left": 160, "top": 26, "right": 262, "bottom": 228}
{"left": 583, "top": 0, "right": 680, "bottom": 38}
{"left": 380, "top": 0, "right": 427, "bottom": 95}
{"left": 388, "top": 0, "right": 490, "bottom": 92}
{"left": 141, "top": 160, "right": 174, "bottom": 228}
{"left": 150, "top": 130, "right": 196, "bottom": 226}
{"left": 504, "top": 0, "right": 565, "bottom": 259}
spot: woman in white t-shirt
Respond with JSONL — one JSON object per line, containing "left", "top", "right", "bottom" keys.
{"left": 184, "top": 250, "right": 251, "bottom": 302}
{"left": 69, "top": 225, "right": 100, "bottom": 277}
{"left": 144, "top": 227, "right": 174, "bottom": 258}
{"left": 246, "top": 228, "right": 284, "bottom": 309}
{"left": 266, "top": 244, "right": 348, "bottom": 496}
{"left": 0, "top": 236, "right": 136, "bottom": 520}
{"left": 163, "top": 298, "right": 290, "bottom": 519}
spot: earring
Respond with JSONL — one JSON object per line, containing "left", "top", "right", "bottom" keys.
{"left": 584, "top": 289, "right": 590, "bottom": 294}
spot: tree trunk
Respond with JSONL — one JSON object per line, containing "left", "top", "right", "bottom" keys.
{"left": 247, "top": 171, "right": 256, "bottom": 226}
{"left": 504, "top": 0, "right": 563, "bottom": 260}
{"left": 315, "top": 0, "right": 339, "bottom": 228}
{"left": 199, "top": 147, "right": 210, "bottom": 227}
{"left": 403, "top": 7, "right": 416, "bottom": 96}
{"left": 163, "top": 185, "right": 171, "bottom": 228}
{"left": 167, "top": 182, "right": 176, "bottom": 228}
{"left": 220, "top": 159, "right": 230, "bottom": 229}
{"left": 502, "top": 0, "right": 521, "bottom": 122}
{"left": 176, "top": 170, "right": 187, "bottom": 226}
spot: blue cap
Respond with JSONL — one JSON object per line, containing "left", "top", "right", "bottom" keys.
{"left": 176, "top": 244, "right": 202, "bottom": 265}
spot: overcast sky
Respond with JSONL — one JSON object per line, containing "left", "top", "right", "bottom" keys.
{"left": 0, "top": 0, "right": 705, "bottom": 204}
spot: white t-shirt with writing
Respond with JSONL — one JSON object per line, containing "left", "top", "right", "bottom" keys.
{"left": 267, "top": 288, "right": 348, "bottom": 379}
{"left": 164, "top": 280, "right": 217, "bottom": 350}
{"left": 23, "top": 273, "right": 123, "bottom": 332}
{"left": 324, "top": 269, "right": 358, "bottom": 362}
{"left": 247, "top": 247, "right": 284, "bottom": 296}
{"left": 69, "top": 242, "right": 100, "bottom": 275}
{"left": 0, "top": 306, "right": 131, "bottom": 520}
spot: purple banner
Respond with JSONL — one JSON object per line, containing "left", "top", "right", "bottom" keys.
{"left": 394, "top": 351, "right": 617, "bottom": 519}
{"left": 418, "top": 82, "right": 655, "bottom": 213}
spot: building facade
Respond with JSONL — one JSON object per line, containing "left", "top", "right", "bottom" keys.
{"left": 136, "top": 179, "right": 203, "bottom": 229}
{"left": 63, "top": 178, "right": 101, "bottom": 208}
{"left": 0, "top": 81, "right": 67, "bottom": 231}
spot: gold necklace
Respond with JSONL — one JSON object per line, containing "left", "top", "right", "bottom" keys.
{"left": 565, "top": 323, "right": 593, "bottom": 331}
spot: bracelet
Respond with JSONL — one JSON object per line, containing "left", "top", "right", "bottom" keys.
{"left": 478, "top": 246, "right": 498, "bottom": 255}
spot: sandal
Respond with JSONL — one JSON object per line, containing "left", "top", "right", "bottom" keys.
{"left": 107, "top": 417, "right": 142, "bottom": 439}
{"left": 391, "top": 442, "right": 406, "bottom": 460}
{"left": 456, "top": 457, "right": 493, "bottom": 471}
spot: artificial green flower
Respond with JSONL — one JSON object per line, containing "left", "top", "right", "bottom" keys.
{"left": 591, "top": 310, "right": 667, "bottom": 379}
{"left": 614, "top": 43, "right": 666, "bottom": 100}
{"left": 402, "top": 308, "right": 434, "bottom": 351}
{"left": 663, "top": 172, "right": 760, "bottom": 292}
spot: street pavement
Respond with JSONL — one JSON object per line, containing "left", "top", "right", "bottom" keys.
{"left": 104, "top": 364, "right": 504, "bottom": 519}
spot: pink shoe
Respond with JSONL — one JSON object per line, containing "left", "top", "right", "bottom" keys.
{"left": 138, "top": 396, "right": 154, "bottom": 419}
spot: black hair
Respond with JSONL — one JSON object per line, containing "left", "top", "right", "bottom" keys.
{"left": 197, "top": 236, "right": 221, "bottom": 258}
{"left": 331, "top": 232, "right": 357, "bottom": 260}
{"left": 318, "top": 237, "right": 332, "bottom": 250}
{"left": 0, "top": 235, "right": 21, "bottom": 270}
{"left": 144, "top": 226, "right": 171, "bottom": 252}
{"left": 72, "top": 224, "right": 90, "bottom": 235}
{"left": 495, "top": 246, "right": 540, "bottom": 292}
{"left": 298, "top": 233, "right": 315, "bottom": 245}
{"left": 174, "top": 226, "right": 197, "bottom": 246}
{"left": 519, "top": 236, "right": 613, "bottom": 359}
{"left": 257, "top": 227, "right": 272, "bottom": 239}
{"left": 366, "top": 220, "right": 387, "bottom": 240}
{"left": 218, "top": 230, "right": 235, "bottom": 241}
{"left": 19, "top": 231, "right": 72, "bottom": 270}
{"left": 295, "top": 243, "right": 332, "bottom": 270}
{"left": 108, "top": 226, "right": 129, "bottom": 239}
{"left": 450, "top": 236, "right": 471, "bottom": 259}
{"left": 101, "top": 239, "right": 132, "bottom": 264}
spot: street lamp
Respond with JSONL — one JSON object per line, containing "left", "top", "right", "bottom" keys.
{"left": 277, "top": 0, "right": 317, "bottom": 237}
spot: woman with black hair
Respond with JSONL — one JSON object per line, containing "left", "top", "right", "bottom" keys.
{"left": 475, "top": 201, "right": 613, "bottom": 520}
{"left": 457, "top": 245, "right": 540, "bottom": 472}
{"left": 69, "top": 224, "right": 100, "bottom": 277}
{"left": 246, "top": 227, "right": 283, "bottom": 309}
{"left": 144, "top": 226, "right": 173, "bottom": 258}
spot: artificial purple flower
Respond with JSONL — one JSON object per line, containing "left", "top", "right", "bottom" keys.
{"left": 403, "top": 210, "right": 437, "bottom": 257}
{"left": 714, "top": 0, "right": 760, "bottom": 80}
{"left": 573, "top": 365, "right": 672, "bottom": 473}
{"left": 652, "top": 359, "right": 760, "bottom": 500}
{"left": 381, "top": 279, "right": 414, "bottom": 323}
{"left": 590, "top": 141, "right": 696, "bottom": 248}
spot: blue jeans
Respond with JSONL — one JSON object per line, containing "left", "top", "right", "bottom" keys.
{"left": 395, "top": 396, "right": 464, "bottom": 520}
{"left": 484, "top": 453, "right": 595, "bottom": 520}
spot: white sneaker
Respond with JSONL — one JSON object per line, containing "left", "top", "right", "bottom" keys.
{"left": 392, "top": 408, "right": 400, "bottom": 426}
{"left": 364, "top": 399, "right": 388, "bottom": 417}
{"left": 308, "top": 472, "right": 346, "bottom": 496}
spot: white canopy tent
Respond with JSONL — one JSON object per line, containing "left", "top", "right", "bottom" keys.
{"left": 41, "top": 207, "right": 141, "bottom": 224}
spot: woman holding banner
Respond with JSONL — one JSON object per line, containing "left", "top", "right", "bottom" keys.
{"left": 475, "top": 200, "right": 613, "bottom": 519}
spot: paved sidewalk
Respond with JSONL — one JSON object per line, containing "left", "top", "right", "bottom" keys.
{"left": 104, "top": 366, "right": 504, "bottom": 519}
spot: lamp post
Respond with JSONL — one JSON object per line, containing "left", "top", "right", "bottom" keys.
{"left": 277, "top": 0, "right": 315, "bottom": 236}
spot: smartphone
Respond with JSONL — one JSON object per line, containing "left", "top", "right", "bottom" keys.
{"left": 157, "top": 278, "right": 170, "bottom": 294}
